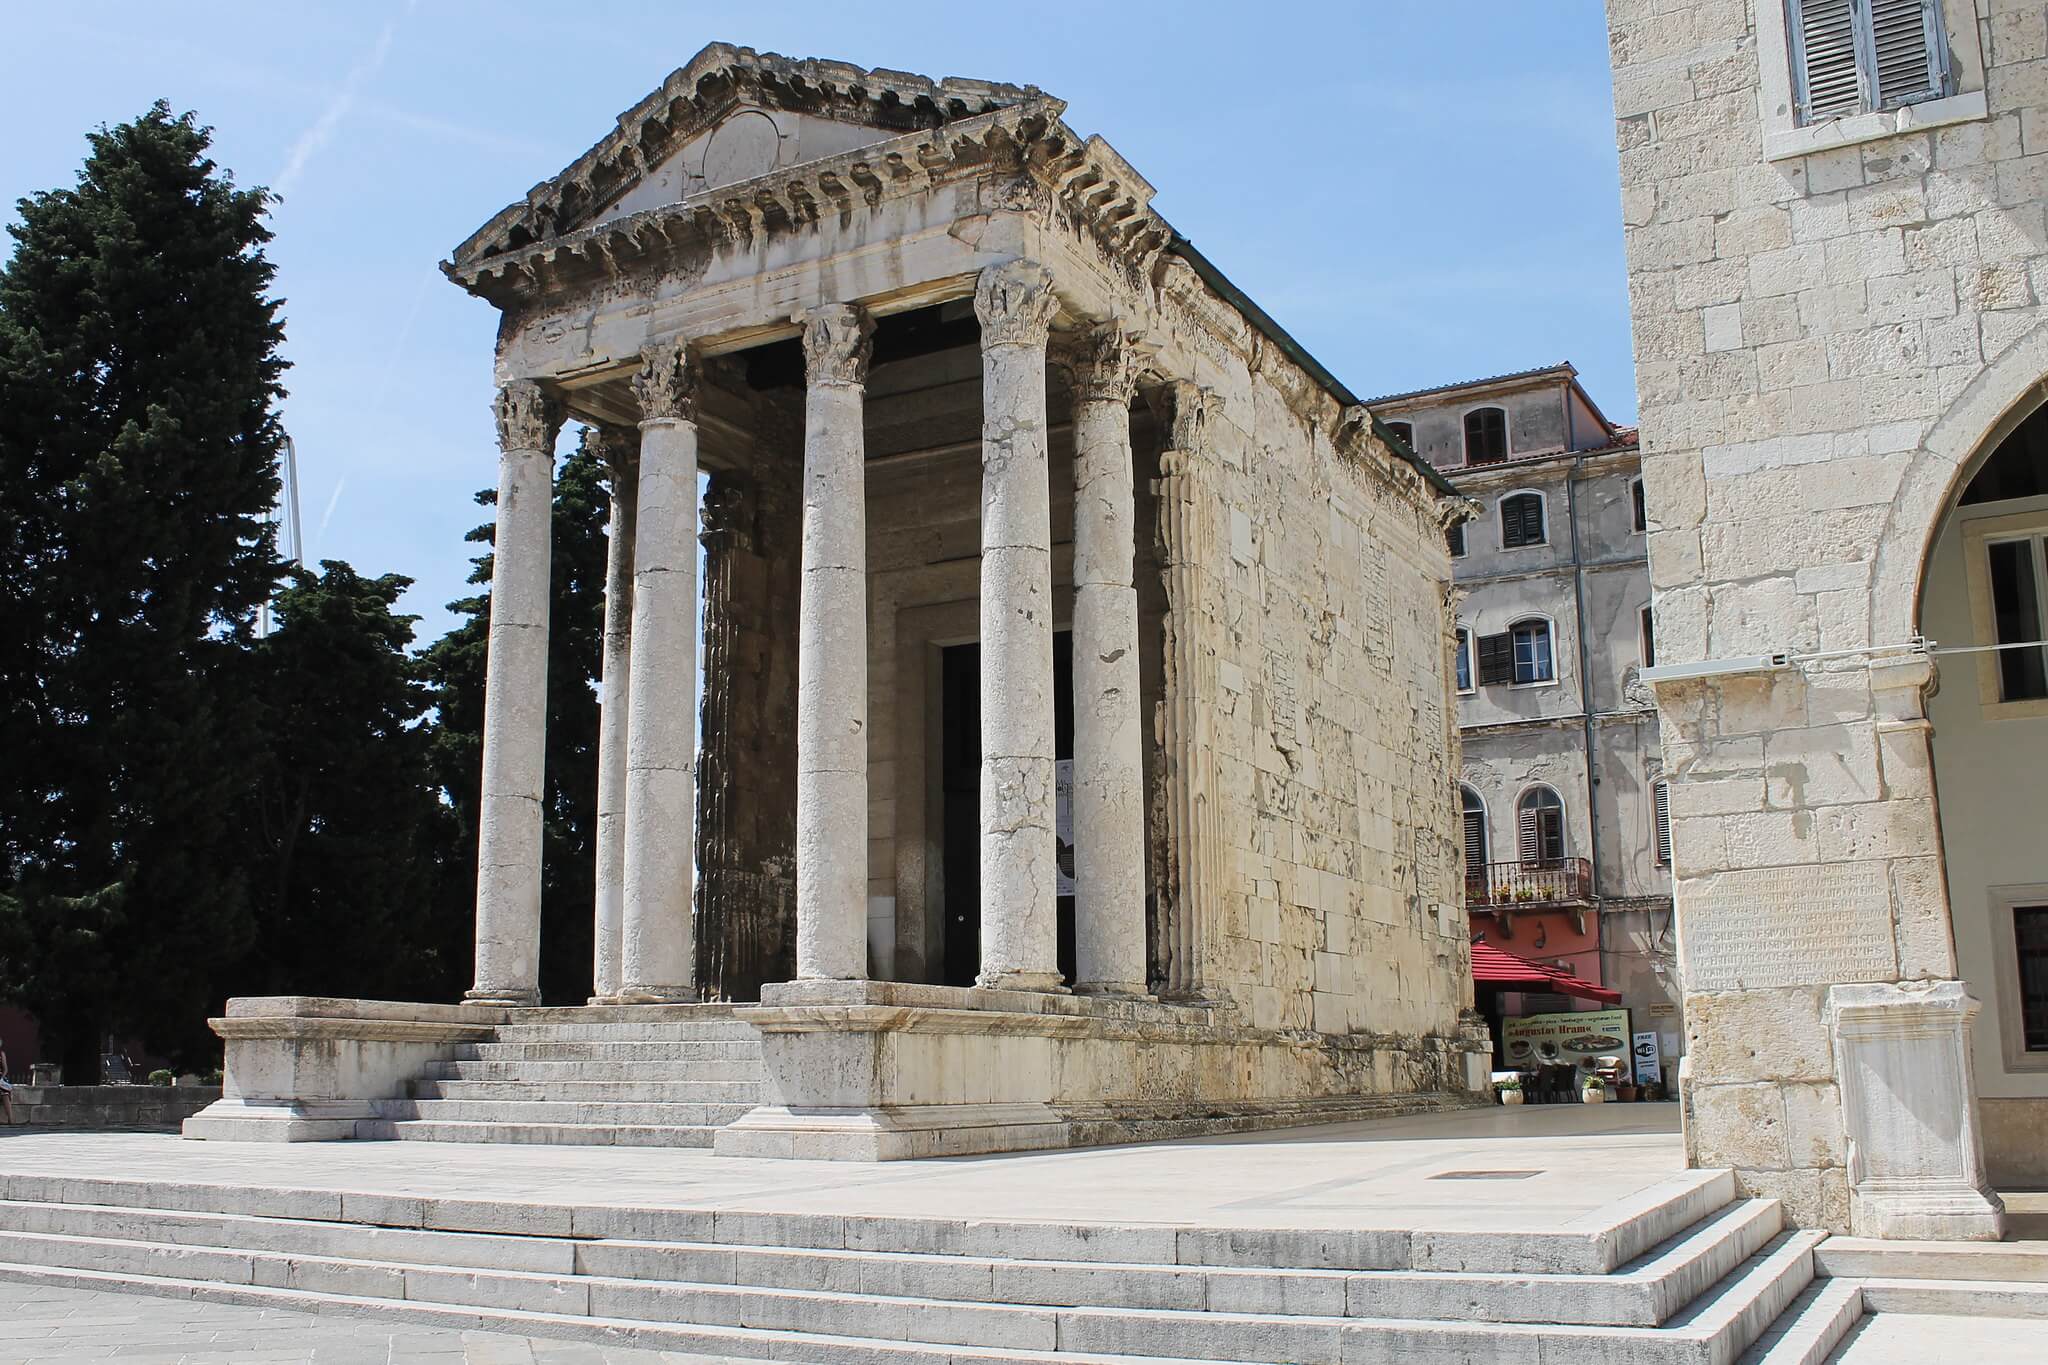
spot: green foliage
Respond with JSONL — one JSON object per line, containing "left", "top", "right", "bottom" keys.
{"left": 147, "top": 1068, "right": 174, "bottom": 1087}
{"left": 422, "top": 432, "right": 612, "bottom": 1004}
{"left": 0, "top": 104, "right": 284, "bottom": 1080}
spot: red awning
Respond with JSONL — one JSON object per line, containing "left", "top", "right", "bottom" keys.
{"left": 1469, "top": 939, "right": 1621, "bottom": 1005}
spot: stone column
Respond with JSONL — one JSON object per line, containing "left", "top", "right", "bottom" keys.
{"left": 794, "top": 303, "right": 876, "bottom": 981}
{"left": 1068, "top": 323, "right": 1147, "bottom": 996}
{"left": 589, "top": 424, "right": 638, "bottom": 1004}
{"left": 467, "top": 380, "right": 562, "bottom": 1007}
{"left": 974, "top": 260, "right": 1064, "bottom": 992}
{"left": 1152, "top": 381, "right": 1219, "bottom": 1002}
{"left": 618, "top": 339, "right": 700, "bottom": 1003}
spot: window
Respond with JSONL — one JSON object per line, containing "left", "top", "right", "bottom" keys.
{"left": 1476, "top": 630, "right": 1515, "bottom": 687}
{"left": 1464, "top": 407, "right": 1507, "bottom": 465}
{"left": 1385, "top": 420, "right": 1414, "bottom": 450}
{"left": 1788, "top": 0, "right": 1950, "bottom": 127}
{"left": 1446, "top": 521, "right": 1466, "bottom": 558}
{"left": 1653, "top": 779, "right": 1673, "bottom": 867}
{"left": 1511, "top": 619, "right": 1554, "bottom": 685}
{"left": 1631, "top": 478, "right": 1647, "bottom": 533}
{"left": 1455, "top": 628, "right": 1474, "bottom": 693}
{"left": 2019, "top": 906, "right": 2048, "bottom": 1052}
{"left": 1640, "top": 605, "right": 1657, "bottom": 670}
{"left": 1461, "top": 787, "right": 1489, "bottom": 872}
{"left": 1987, "top": 534, "right": 2048, "bottom": 702}
{"left": 1500, "top": 492, "right": 1546, "bottom": 549}
{"left": 1517, "top": 788, "right": 1565, "bottom": 863}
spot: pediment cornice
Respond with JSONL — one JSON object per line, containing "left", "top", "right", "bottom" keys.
{"left": 451, "top": 44, "right": 1050, "bottom": 272}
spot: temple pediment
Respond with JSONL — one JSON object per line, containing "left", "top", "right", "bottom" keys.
{"left": 450, "top": 44, "right": 1047, "bottom": 270}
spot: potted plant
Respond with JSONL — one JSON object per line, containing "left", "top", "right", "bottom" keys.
{"left": 1496, "top": 1077, "right": 1524, "bottom": 1106}
{"left": 1581, "top": 1076, "right": 1607, "bottom": 1104}
{"left": 1616, "top": 1081, "right": 1639, "bottom": 1102}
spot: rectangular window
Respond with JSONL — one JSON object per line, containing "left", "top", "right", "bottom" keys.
{"left": 1477, "top": 631, "right": 1516, "bottom": 687}
{"left": 1987, "top": 535, "right": 2048, "bottom": 702}
{"left": 1641, "top": 605, "right": 1657, "bottom": 670}
{"left": 1789, "top": 0, "right": 1950, "bottom": 126}
{"left": 1512, "top": 622, "right": 1554, "bottom": 685}
{"left": 1455, "top": 631, "right": 1473, "bottom": 692}
{"left": 2018, "top": 906, "right": 2048, "bottom": 1052}
{"left": 1632, "top": 479, "right": 1647, "bottom": 533}
{"left": 1501, "top": 494, "right": 1546, "bottom": 549}
{"left": 1447, "top": 521, "right": 1465, "bottom": 558}
{"left": 1653, "top": 781, "right": 1673, "bottom": 867}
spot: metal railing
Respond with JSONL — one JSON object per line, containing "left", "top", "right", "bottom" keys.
{"left": 1465, "top": 857, "right": 1594, "bottom": 909}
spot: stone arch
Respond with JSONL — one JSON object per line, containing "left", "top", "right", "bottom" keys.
{"left": 1872, "top": 319, "right": 2048, "bottom": 644}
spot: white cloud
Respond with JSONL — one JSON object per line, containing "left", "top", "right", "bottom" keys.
{"left": 272, "top": 5, "right": 412, "bottom": 199}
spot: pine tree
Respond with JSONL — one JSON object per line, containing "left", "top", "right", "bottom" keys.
{"left": 421, "top": 432, "right": 611, "bottom": 1003}
{"left": 238, "top": 562, "right": 456, "bottom": 1001}
{"left": 0, "top": 105, "right": 285, "bottom": 1080}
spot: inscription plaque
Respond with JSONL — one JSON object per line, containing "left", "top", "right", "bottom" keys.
{"left": 1682, "top": 863, "right": 1896, "bottom": 991}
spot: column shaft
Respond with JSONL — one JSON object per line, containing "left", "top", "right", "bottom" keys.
{"left": 795, "top": 304, "right": 876, "bottom": 980}
{"left": 974, "top": 261, "right": 1064, "bottom": 991}
{"left": 591, "top": 427, "right": 638, "bottom": 1003}
{"left": 1070, "top": 325, "right": 1147, "bottom": 995}
{"left": 619, "top": 340, "right": 700, "bottom": 1002}
{"left": 468, "top": 381, "right": 561, "bottom": 1007}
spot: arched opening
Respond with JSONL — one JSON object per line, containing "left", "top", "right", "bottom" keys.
{"left": 1921, "top": 395, "right": 2048, "bottom": 1190}
{"left": 1516, "top": 786, "right": 1567, "bottom": 863}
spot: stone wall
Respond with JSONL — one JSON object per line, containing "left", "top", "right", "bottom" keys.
{"left": 1605, "top": 0, "right": 2034, "bottom": 1234}
{"left": 9, "top": 1085, "right": 220, "bottom": 1129}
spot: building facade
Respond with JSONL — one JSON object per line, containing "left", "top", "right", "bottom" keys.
{"left": 1605, "top": 0, "right": 2048, "bottom": 1236}
{"left": 187, "top": 45, "right": 1492, "bottom": 1158}
{"left": 1369, "top": 366, "right": 1682, "bottom": 1062}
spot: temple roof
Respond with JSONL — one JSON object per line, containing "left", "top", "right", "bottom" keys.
{"left": 449, "top": 44, "right": 1053, "bottom": 270}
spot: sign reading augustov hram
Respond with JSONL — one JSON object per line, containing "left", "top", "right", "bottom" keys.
{"left": 1501, "top": 1008, "right": 1633, "bottom": 1077}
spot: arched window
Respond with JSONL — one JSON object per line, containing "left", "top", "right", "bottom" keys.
{"left": 1653, "top": 779, "right": 1673, "bottom": 867}
{"left": 1385, "top": 420, "right": 1415, "bottom": 450}
{"left": 1455, "top": 627, "right": 1474, "bottom": 692}
{"left": 1464, "top": 407, "right": 1507, "bottom": 464}
{"left": 1510, "top": 617, "right": 1555, "bottom": 684}
{"left": 1517, "top": 787, "right": 1566, "bottom": 863}
{"left": 1500, "top": 491, "right": 1546, "bottom": 548}
{"left": 1631, "top": 477, "right": 1648, "bottom": 533}
{"left": 1461, "top": 786, "right": 1489, "bottom": 871}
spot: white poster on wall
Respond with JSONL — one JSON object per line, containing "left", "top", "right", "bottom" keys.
{"left": 1633, "top": 1031, "right": 1663, "bottom": 1086}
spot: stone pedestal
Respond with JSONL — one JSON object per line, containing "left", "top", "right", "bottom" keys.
{"left": 714, "top": 980, "right": 1490, "bottom": 1161}
{"left": 1828, "top": 980, "right": 2005, "bottom": 1240}
{"left": 182, "top": 998, "right": 492, "bottom": 1142}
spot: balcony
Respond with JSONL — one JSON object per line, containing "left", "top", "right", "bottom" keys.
{"left": 1465, "top": 858, "right": 1594, "bottom": 915}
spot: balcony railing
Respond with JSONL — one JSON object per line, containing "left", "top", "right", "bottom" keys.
{"left": 1465, "top": 858, "right": 1594, "bottom": 910}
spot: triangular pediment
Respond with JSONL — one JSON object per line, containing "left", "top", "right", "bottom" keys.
{"left": 451, "top": 44, "right": 1048, "bottom": 269}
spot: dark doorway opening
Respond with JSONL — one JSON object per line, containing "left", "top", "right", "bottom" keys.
{"left": 937, "top": 632, "right": 1075, "bottom": 988}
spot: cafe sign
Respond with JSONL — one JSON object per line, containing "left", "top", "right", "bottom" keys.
{"left": 1502, "top": 1008, "right": 1633, "bottom": 1074}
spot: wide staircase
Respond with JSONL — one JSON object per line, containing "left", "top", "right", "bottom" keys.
{"left": 358, "top": 1005, "right": 765, "bottom": 1147}
{"left": 0, "top": 1163, "right": 1983, "bottom": 1364}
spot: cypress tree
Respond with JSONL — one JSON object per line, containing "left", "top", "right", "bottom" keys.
{"left": 0, "top": 105, "right": 285, "bottom": 1079}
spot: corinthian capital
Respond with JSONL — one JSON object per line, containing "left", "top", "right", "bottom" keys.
{"left": 494, "top": 380, "right": 562, "bottom": 454}
{"left": 973, "top": 259, "right": 1058, "bottom": 349}
{"left": 1164, "top": 379, "right": 1209, "bottom": 452}
{"left": 801, "top": 303, "right": 875, "bottom": 387}
{"left": 631, "top": 338, "right": 698, "bottom": 424}
{"left": 1070, "top": 322, "right": 1139, "bottom": 406}
{"left": 586, "top": 423, "right": 639, "bottom": 480}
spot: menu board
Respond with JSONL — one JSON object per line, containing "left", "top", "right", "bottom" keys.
{"left": 1501, "top": 1008, "right": 1633, "bottom": 1075}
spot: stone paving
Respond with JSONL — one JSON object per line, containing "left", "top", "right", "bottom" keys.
{"left": 0, "top": 1279, "right": 736, "bottom": 1364}
{"left": 1826, "top": 1311, "right": 2048, "bottom": 1363}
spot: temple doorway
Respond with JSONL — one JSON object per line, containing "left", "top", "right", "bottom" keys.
{"left": 937, "top": 632, "right": 1076, "bottom": 988}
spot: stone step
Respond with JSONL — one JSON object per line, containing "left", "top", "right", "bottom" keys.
{"left": 374, "top": 1098, "right": 757, "bottom": 1125}
{"left": 1736, "top": 1278, "right": 1863, "bottom": 1365}
{"left": 0, "top": 1169, "right": 1740, "bottom": 1275}
{"left": 1855, "top": 1276, "right": 2048, "bottom": 1318}
{"left": 1815, "top": 1237, "right": 2048, "bottom": 1283}
{"left": 356, "top": 1119, "right": 724, "bottom": 1147}
{"left": 0, "top": 1222, "right": 1826, "bottom": 1363}
{"left": 408, "top": 1078, "right": 762, "bottom": 1103}
{"left": 421, "top": 1058, "right": 764, "bottom": 1082}
{"left": 494, "top": 1004, "right": 743, "bottom": 1026}
{"left": 0, "top": 1194, "right": 1782, "bottom": 1329}
{"left": 490, "top": 1021, "right": 760, "bottom": 1043}
{"left": 452, "top": 1040, "right": 762, "bottom": 1061}
{"left": 0, "top": 1260, "right": 1263, "bottom": 1365}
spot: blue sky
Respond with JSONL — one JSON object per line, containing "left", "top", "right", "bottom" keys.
{"left": 3, "top": 2, "right": 1632, "bottom": 641}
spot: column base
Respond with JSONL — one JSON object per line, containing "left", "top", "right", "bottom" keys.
{"left": 1072, "top": 981, "right": 1149, "bottom": 998}
{"left": 614, "top": 986, "right": 698, "bottom": 1004}
{"left": 462, "top": 987, "right": 539, "bottom": 1007}
{"left": 1851, "top": 1181, "right": 2007, "bottom": 1241}
{"left": 976, "top": 970, "right": 1068, "bottom": 993}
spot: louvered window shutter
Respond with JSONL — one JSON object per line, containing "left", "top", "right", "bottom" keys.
{"left": 1517, "top": 803, "right": 1540, "bottom": 862}
{"left": 1477, "top": 632, "right": 1515, "bottom": 686}
{"left": 1654, "top": 782, "right": 1674, "bottom": 866}
{"left": 1869, "top": 0, "right": 1946, "bottom": 109}
{"left": 1792, "top": 0, "right": 1867, "bottom": 123}
{"left": 1463, "top": 809, "right": 1487, "bottom": 871}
